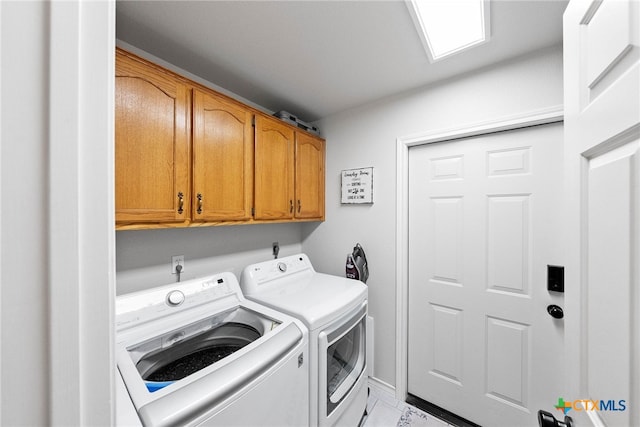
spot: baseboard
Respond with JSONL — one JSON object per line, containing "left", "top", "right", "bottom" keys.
{"left": 367, "top": 376, "right": 395, "bottom": 397}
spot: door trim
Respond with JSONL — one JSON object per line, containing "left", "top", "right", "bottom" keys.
{"left": 48, "top": 1, "right": 116, "bottom": 424}
{"left": 394, "top": 105, "right": 564, "bottom": 401}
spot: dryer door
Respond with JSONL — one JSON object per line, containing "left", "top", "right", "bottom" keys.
{"left": 322, "top": 302, "right": 367, "bottom": 416}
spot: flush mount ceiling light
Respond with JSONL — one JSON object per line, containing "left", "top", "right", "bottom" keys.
{"left": 406, "top": 0, "right": 490, "bottom": 62}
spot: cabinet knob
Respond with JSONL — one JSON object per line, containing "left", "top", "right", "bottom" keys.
{"left": 197, "top": 193, "right": 203, "bottom": 214}
{"left": 177, "top": 192, "right": 184, "bottom": 214}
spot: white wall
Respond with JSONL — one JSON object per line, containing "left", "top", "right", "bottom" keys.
{"left": 117, "top": 223, "right": 303, "bottom": 294}
{"left": 302, "top": 45, "right": 564, "bottom": 389}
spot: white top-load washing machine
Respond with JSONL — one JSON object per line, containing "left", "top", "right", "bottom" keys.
{"left": 116, "top": 272, "right": 309, "bottom": 427}
{"left": 240, "top": 254, "right": 368, "bottom": 427}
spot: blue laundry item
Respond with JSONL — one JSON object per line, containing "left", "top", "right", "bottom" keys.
{"left": 145, "top": 380, "right": 174, "bottom": 393}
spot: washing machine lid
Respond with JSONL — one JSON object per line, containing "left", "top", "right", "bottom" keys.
{"left": 241, "top": 254, "right": 368, "bottom": 329}
{"left": 126, "top": 306, "right": 274, "bottom": 391}
{"left": 118, "top": 318, "right": 304, "bottom": 427}
{"left": 116, "top": 272, "right": 307, "bottom": 427}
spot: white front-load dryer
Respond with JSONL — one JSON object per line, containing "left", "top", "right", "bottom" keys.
{"left": 241, "top": 254, "right": 368, "bottom": 427}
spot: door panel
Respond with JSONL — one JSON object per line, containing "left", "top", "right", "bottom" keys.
{"left": 430, "top": 303, "right": 463, "bottom": 385}
{"left": 487, "top": 195, "right": 530, "bottom": 295}
{"left": 408, "top": 123, "right": 564, "bottom": 426}
{"left": 486, "top": 316, "right": 529, "bottom": 408}
{"left": 586, "top": 145, "right": 638, "bottom": 427}
{"left": 431, "top": 197, "right": 463, "bottom": 285}
{"left": 564, "top": 0, "right": 639, "bottom": 425}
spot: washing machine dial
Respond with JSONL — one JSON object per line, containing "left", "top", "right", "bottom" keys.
{"left": 277, "top": 262, "right": 287, "bottom": 273}
{"left": 166, "top": 290, "right": 185, "bottom": 306}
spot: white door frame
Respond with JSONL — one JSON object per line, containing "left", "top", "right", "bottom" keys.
{"left": 48, "top": 1, "right": 116, "bottom": 424}
{"left": 394, "top": 105, "right": 564, "bottom": 401}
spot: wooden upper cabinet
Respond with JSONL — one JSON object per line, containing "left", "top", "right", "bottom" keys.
{"left": 115, "top": 48, "right": 325, "bottom": 229}
{"left": 192, "top": 89, "right": 253, "bottom": 221}
{"left": 254, "top": 115, "right": 295, "bottom": 220}
{"left": 295, "top": 132, "right": 325, "bottom": 220}
{"left": 115, "top": 50, "right": 190, "bottom": 225}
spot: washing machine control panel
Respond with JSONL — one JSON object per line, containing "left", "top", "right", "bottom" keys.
{"left": 116, "top": 272, "right": 241, "bottom": 331}
{"left": 166, "top": 290, "right": 185, "bottom": 306}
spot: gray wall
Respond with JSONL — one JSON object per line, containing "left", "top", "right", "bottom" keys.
{"left": 1, "top": 3, "right": 50, "bottom": 423}
{"left": 302, "top": 45, "right": 564, "bottom": 388}
{"left": 117, "top": 223, "right": 303, "bottom": 294}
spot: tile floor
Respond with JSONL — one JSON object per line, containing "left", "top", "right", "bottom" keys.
{"left": 360, "top": 383, "right": 458, "bottom": 427}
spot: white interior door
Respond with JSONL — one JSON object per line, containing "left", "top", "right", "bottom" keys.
{"left": 408, "top": 123, "right": 565, "bottom": 426}
{"left": 564, "top": 0, "right": 640, "bottom": 426}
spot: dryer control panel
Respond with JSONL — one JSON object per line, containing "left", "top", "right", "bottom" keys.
{"left": 241, "top": 254, "right": 315, "bottom": 292}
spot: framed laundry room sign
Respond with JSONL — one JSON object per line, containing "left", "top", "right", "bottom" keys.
{"left": 341, "top": 167, "right": 374, "bottom": 204}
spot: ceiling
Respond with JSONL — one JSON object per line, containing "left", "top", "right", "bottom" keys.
{"left": 116, "top": 0, "right": 568, "bottom": 122}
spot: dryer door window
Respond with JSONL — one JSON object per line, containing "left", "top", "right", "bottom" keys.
{"left": 326, "top": 313, "right": 366, "bottom": 415}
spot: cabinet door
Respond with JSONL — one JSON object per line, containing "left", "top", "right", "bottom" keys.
{"left": 115, "top": 51, "right": 190, "bottom": 225}
{"left": 254, "top": 115, "right": 295, "bottom": 220}
{"left": 192, "top": 89, "right": 253, "bottom": 221}
{"left": 295, "top": 133, "right": 325, "bottom": 220}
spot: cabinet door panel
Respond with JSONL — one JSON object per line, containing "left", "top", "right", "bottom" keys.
{"left": 192, "top": 90, "right": 253, "bottom": 221}
{"left": 254, "top": 116, "right": 295, "bottom": 219}
{"left": 115, "top": 51, "right": 189, "bottom": 224}
{"left": 295, "top": 133, "right": 325, "bottom": 219}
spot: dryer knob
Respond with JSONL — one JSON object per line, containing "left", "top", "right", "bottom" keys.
{"left": 277, "top": 262, "right": 287, "bottom": 273}
{"left": 167, "top": 290, "right": 185, "bottom": 306}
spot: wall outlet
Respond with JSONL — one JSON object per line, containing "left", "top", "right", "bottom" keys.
{"left": 172, "top": 255, "right": 185, "bottom": 274}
